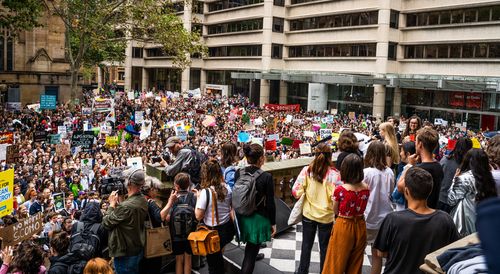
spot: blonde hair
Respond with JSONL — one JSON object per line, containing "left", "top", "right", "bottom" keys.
{"left": 380, "top": 122, "right": 400, "bottom": 164}
{"left": 83, "top": 258, "right": 113, "bottom": 274}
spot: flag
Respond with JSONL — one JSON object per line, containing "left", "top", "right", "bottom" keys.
{"left": 105, "top": 108, "right": 115, "bottom": 124}
{"left": 292, "top": 139, "right": 303, "bottom": 149}
{"left": 281, "top": 137, "right": 293, "bottom": 146}
{"left": 265, "top": 140, "right": 277, "bottom": 151}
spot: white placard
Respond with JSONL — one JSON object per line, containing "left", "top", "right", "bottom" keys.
{"left": 126, "top": 157, "right": 143, "bottom": 170}
{"left": 135, "top": 111, "right": 144, "bottom": 124}
{"left": 299, "top": 143, "right": 312, "bottom": 155}
{"left": 304, "top": 131, "right": 315, "bottom": 138}
{"left": 319, "top": 129, "right": 333, "bottom": 139}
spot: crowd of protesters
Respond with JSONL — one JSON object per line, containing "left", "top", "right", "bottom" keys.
{"left": 0, "top": 87, "right": 498, "bottom": 274}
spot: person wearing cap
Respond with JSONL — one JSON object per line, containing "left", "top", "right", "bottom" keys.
{"left": 102, "top": 168, "right": 148, "bottom": 274}
{"left": 164, "top": 136, "right": 195, "bottom": 180}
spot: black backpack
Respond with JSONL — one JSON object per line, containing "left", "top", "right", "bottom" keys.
{"left": 170, "top": 192, "right": 197, "bottom": 241}
{"left": 181, "top": 148, "right": 208, "bottom": 186}
{"left": 50, "top": 253, "right": 87, "bottom": 274}
{"left": 69, "top": 221, "right": 101, "bottom": 260}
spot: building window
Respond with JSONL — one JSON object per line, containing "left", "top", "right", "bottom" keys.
{"left": 207, "top": 18, "right": 263, "bottom": 35}
{"left": 273, "top": 0, "right": 284, "bottom": 7}
{"left": 146, "top": 47, "right": 175, "bottom": 57}
{"left": 193, "top": 0, "right": 204, "bottom": 14}
{"left": 288, "top": 43, "right": 376, "bottom": 58}
{"left": 191, "top": 24, "right": 203, "bottom": 35}
{"left": 405, "top": 42, "right": 500, "bottom": 59}
{"left": 390, "top": 10, "right": 399, "bottom": 29}
{"left": 271, "top": 44, "right": 283, "bottom": 59}
{"left": 406, "top": 5, "right": 500, "bottom": 27}
{"left": 208, "top": 45, "right": 262, "bottom": 57}
{"left": 132, "top": 47, "right": 143, "bottom": 58}
{"left": 118, "top": 71, "right": 125, "bottom": 81}
{"left": 388, "top": 42, "right": 397, "bottom": 60}
{"left": 0, "top": 34, "right": 13, "bottom": 71}
{"left": 208, "top": 0, "right": 264, "bottom": 12}
{"left": 289, "top": 11, "right": 378, "bottom": 31}
{"left": 272, "top": 17, "right": 284, "bottom": 33}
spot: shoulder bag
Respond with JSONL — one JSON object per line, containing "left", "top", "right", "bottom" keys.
{"left": 288, "top": 172, "right": 309, "bottom": 225}
{"left": 144, "top": 199, "right": 173, "bottom": 258}
{"left": 188, "top": 189, "right": 221, "bottom": 256}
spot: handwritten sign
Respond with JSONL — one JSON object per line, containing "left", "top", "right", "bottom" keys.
{"left": 33, "top": 131, "right": 47, "bottom": 143}
{"left": 0, "top": 213, "right": 44, "bottom": 247}
{"left": 319, "top": 129, "right": 333, "bottom": 139}
{"left": 71, "top": 131, "right": 95, "bottom": 152}
{"left": 0, "top": 169, "right": 14, "bottom": 218}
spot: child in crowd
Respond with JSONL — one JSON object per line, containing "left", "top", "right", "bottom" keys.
{"left": 392, "top": 142, "right": 416, "bottom": 211}
{"left": 323, "top": 154, "right": 370, "bottom": 274}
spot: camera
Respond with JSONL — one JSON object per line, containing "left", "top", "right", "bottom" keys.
{"left": 99, "top": 177, "right": 126, "bottom": 195}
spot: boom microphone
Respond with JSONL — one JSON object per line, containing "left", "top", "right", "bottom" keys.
{"left": 311, "top": 135, "right": 332, "bottom": 147}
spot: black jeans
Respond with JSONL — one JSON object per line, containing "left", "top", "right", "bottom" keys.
{"left": 297, "top": 216, "right": 333, "bottom": 274}
{"left": 206, "top": 221, "right": 235, "bottom": 274}
{"left": 241, "top": 242, "right": 260, "bottom": 274}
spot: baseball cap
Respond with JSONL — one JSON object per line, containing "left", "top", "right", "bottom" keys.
{"left": 125, "top": 168, "right": 145, "bottom": 186}
{"left": 165, "top": 136, "right": 182, "bottom": 148}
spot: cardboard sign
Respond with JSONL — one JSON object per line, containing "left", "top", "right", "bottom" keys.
{"left": 304, "top": 131, "right": 315, "bottom": 138}
{"left": 0, "top": 169, "right": 14, "bottom": 218}
{"left": 40, "top": 95, "right": 57, "bottom": 110}
{"left": 33, "top": 131, "right": 47, "bottom": 143}
{"left": 299, "top": 143, "right": 312, "bottom": 155}
{"left": 127, "top": 157, "right": 143, "bottom": 170}
{"left": 0, "top": 212, "right": 44, "bottom": 247}
{"left": 5, "top": 145, "right": 18, "bottom": 164}
{"left": 71, "top": 131, "right": 95, "bottom": 152}
{"left": 0, "top": 132, "right": 13, "bottom": 144}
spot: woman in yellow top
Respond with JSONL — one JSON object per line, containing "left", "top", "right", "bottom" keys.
{"left": 292, "top": 142, "right": 342, "bottom": 274}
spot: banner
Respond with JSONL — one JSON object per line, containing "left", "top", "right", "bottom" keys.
{"left": 0, "top": 212, "right": 43, "bottom": 247}
{"left": 33, "top": 131, "right": 48, "bottom": 143}
{"left": 264, "top": 104, "right": 300, "bottom": 112}
{"left": 81, "top": 107, "right": 92, "bottom": 115}
{"left": 0, "top": 132, "right": 13, "bottom": 144}
{"left": 40, "top": 95, "right": 57, "bottom": 110}
{"left": 0, "top": 169, "right": 14, "bottom": 218}
{"left": 449, "top": 92, "right": 482, "bottom": 109}
{"left": 71, "top": 131, "right": 95, "bottom": 152}
{"left": 93, "top": 98, "right": 113, "bottom": 112}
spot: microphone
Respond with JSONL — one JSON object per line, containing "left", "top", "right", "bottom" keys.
{"left": 311, "top": 135, "right": 332, "bottom": 147}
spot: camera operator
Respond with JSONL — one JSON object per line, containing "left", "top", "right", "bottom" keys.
{"left": 102, "top": 168, "right": 148, "bottom": 274}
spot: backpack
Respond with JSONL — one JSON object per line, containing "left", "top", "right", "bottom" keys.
{"left": 182, "top": 148, "right": 208, "bottom": 186}
{"left": 69, "top": 221, "right": 101, "bottom": 260}
{"left": 223, "top": 166, "right": 237, "bottom": 190}
{"left": 232, "top": 169, "right": 264, "bottom": 216}
{"left": 170, "top": 192, "right": 197, "bottom": 242}
{"left": 50, "top": 254, "right": 87, "bottom": 274}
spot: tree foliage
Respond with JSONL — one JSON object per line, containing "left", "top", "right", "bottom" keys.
{"left": 0, "top": 0, "right": 44, "bottom": 34}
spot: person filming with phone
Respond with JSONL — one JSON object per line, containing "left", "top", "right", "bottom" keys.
{"left": 102, "top": 168, "right": 148, "bottom": 274}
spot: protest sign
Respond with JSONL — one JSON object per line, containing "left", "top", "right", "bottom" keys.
{"left": 320, "top": 129, "right": 333, "bottom": 139}
{"left": 81, "top": 107, "right": 92, "bottom": 115}
{"left": 251, "top": 137, "right": 263, "bottom": 146}
{"left": 58, "top": 126, "right": 67, "bottom": 136}
{"left": 40, "top": 95, "right": 57, "bottom": 110}
{"left": 5, "top": 102, "right": 21, "bottom": 111}
{"left": 27, "top": 103, "right": 40, "bottom": 112}
{"left": 331, "top": 109, "right": 338, "bottom": 115}
{"left": 304, "top": 131, "right": 315, "bottom": 138}
{"left": 5, "top": 145, "right": 18, "bottom": 164}
{"left": 0, "top": 132, "right": 13, "bottom": 144}
{"left": 0, "top": 212, "right": 44, "bottom": 247}
{"left": 105, "top": 136, "right": 119, "bottom": 147}
{"left": 127, "top": 91, "right": 135, "bottom": 100}
{"left": 81, "top": 159, "right": 93, "bottom": 175}
{"left": 140, "top": 120, "right": 152, "bottom": 140}
{"left": 292, "top": 139, "right": 302, "bottom": 149}
{"left": 264, "top": 104, "right": 300, "bottom": 112}
{"left": 127, "top": 157, "right": 143, "bottom": 170}
{"left": 100, "top": 123, "right": 111, "bottom": 135}
{"left": 0, "top": 169, "right": 14, "bottom": 218}
{"left": 471, "top": 138, "right": 481, "bottom": 149}
{"left": 0, "top": 144, "right": 7, "bottom": 161}
{"left": 71, "top": 131, "right": 95, "bottom": 152}
{"left": 53, "top": 193, "right": 65, "bottom": 212}
{"left": 202, "top": 115, "right": 216, "bottom": 127}
{"left": 175, "top": 127, "right": 187, "bottom": 141}
{"left": 93, "top": 98, "right": 113, "bottom": 112}
{"left": 135, "top": 111, "right": 144, "bottom": 124}
{"left": 348, "top": 112, "right": 356, "bottom": 119}
{"left": 285, "top": 115, "right": 293, "bottom": 124}
{"left": 254, "top": 118, "right": 263, "bottom": 126}
{"left": 312, "top": 124, "right": 321, "bottom": 131}
{"left": 56, "top": 144, "right": 71, "bottom": 156}
{"left": 267, "top": 134, "right": 279, "bottom": 141}
{"left": 237, "top": 132, "right": 251, "bottom": 143}
{"left": 33, "top": 131, "right": 47, "bottom": 143}
{"left": 48, "top": 134, "right": 61, "bottom": 144}
{"left": 292, "top": 119, "right": 303, "bottom": 126}
{"left": 299, "top": 143, "right": 312, "bottom": 155}
{"left": 331, "top": 132, "right": 340, "bottom": 141}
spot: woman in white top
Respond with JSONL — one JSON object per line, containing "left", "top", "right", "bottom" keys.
{"left": 195, "top": 159, "right": 235, "bottom": 274}
{"left": 363, "top": 141, "right": 394, "bottom": 274}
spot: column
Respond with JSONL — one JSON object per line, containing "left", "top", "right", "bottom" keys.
{"left": 124, "top": 41, "right": 133, "bottom": 92}
{"left": 181, "top": 0, "right": 192, "bottom": 92}
{"left": 279, "top": 80, "right": 287, "bottom": 104}
{"left": 200, "top": 69, "right": 207, "bottom": 93}
{"left": 97, "top": 66, "right": 103, "bottom": 89}
{"left": 181, "top": 69, "right": 190, "bottom": 92}
{"left": 373, "top": 84, "right": 386, "bottom": 121}
{"left": 260, "top": 79, "right": 270, "bottom": 106}
{"left": 141, "top": 68, "right": 149, "bottom": 92}
{"left": 392, "top": 87, "right": 402, "bottom": 117}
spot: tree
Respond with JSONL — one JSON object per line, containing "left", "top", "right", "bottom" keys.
{"left": 0, "top": 0, "right": 43, "bottom": 34}
{"left": 46, "top": 0, "right": 206, "bottom": 104}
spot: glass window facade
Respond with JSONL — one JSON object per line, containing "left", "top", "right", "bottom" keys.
{"left": 290, "top": 11, "right": 378, "bottom": 31}
{"left": 327, "top": 84, "right": 374, "bottom": 103}
{"left": 289, "top": 43, "right": 376, "bottom": 58}
{"left": 207, "top": 18, "right": 263, "bottom": 35}
{"left": 406, "top": 5, "right": 500, "bottom": 27}
{"left": 132, "top": 47, "right": 143, "bottom": 58}
{"left": 208, "top": 0, "right": 264, "bottom": 12}
{"left": 208, "top": 45, "right": 262, "bottom": 57}
{"left": 405, "top": 43, "right": 500, "bottom": 59}
{"left": 271, "top": 44, "right": 283, "bottom": 59}
{"left": 273, "top": 17, "right": 284, "bottom": 33}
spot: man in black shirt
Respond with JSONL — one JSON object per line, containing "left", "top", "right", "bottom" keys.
{"left": 398, "top": 127, "right": 443, "bottom": 209}
{"left": 374, "top": 167, "right": 459, "bottom": 274}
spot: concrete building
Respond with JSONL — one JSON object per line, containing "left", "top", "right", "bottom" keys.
{"left": 0, "top": 6, "right": 87, "bottom": 106}
{"left": 107, "top": 0, "right": 500, "bottom": 130}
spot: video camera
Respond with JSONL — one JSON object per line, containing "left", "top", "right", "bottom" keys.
{"left": 99, "top": 176, "right": 126, "bottom": 195}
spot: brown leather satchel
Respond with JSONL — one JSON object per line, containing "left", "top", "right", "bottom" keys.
{"left": 188, "top": 189, "right": 221, "bottom": 256}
